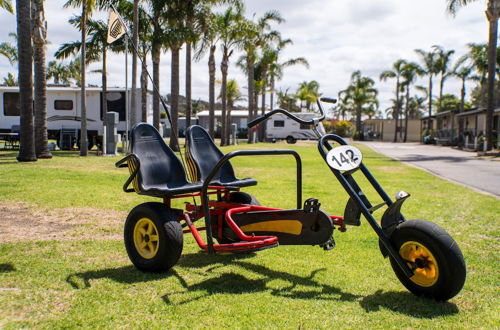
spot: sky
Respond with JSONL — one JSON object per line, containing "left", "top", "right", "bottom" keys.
{"left": 0, "top": 0, "right": 488, "bottom": 115}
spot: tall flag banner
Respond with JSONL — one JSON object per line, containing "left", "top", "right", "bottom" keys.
{"left": 107, "top": 8, "right": 126, "bottom": 44}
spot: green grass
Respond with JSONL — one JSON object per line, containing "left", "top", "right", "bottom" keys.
{"left": 0, "top": 142, "right": 498, "bottom": 328}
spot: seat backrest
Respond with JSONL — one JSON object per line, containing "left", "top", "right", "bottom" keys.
{"left": 185, "top": 125, "right": 237, "bottom": 183}
{"left": 129, "top": 123, "right": 189, "bottom": 191}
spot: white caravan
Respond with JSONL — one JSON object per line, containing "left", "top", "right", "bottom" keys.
{"left": 265, "top": 112, "right": 326, "bottom": 144}
{"left": 0, "top": 86, "right": 153, "bottom": 149}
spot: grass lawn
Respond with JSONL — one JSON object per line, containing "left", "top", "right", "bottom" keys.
{"left": 0, "top": 142, "right": 498, "bottom": 328}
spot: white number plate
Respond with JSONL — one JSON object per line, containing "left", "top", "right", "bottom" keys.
{"left": 326, "top": 145, "right": 363, "bottom": 171}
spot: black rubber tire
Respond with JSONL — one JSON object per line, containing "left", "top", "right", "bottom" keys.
{"left": 286, "top": 136, "right": 297, "bottom": 144}
{"left": 389, "top": 219, "right": 466, "bottom": 301}
{"left": 228, "top": 191, "right": 261, "bottom": 206}
{"left": 124, "top": 202, "right": 183, "bottom": 272}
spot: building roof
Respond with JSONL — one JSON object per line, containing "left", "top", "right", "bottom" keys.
{"left": 455, "top": 107, "right": 500, "bottom": 117}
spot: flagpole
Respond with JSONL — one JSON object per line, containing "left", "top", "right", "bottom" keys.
{"left": 125, "top": 35, "right": 129, "bottom": 152}
{"left": 108, "top": 4, "right": 185, "bottom": 165}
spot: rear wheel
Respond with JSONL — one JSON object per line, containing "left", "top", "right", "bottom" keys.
{"left": 229, "top": 191, "right": 260, "bottom": 206}
{"left": 124, "top": 202, "right": 183, "bottom": 272}
{"left": 389, "top": 219, "right": 466, "bottom": 301}
{"left": 286, "top": 136, "right": 297, "bottom": 144}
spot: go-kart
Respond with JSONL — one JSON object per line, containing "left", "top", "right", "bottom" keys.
{"left": 116, "top": 97, "right": 466, "bottom": 301}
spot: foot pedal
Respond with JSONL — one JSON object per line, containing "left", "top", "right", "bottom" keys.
{"left": 320, "top": 236, "right": 335, "bottom": 250}
{"left": 304, "top": 198, "right": 321, "bottom": 213}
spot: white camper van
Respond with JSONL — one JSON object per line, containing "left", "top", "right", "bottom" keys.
{"left": 0, "top": 86, "right": 153, "bottom": 149}
{"left": 265, "top": 112, "right": 326, "bottom": 144}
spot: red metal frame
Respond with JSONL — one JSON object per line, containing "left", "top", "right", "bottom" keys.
{"left": 168, "top": 186, "right": 345, "bottom": 253}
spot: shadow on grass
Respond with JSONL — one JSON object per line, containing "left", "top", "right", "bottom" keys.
{"left": 0, "top": 263, "right": 16, "bottom": 273}
{"left": 66, "top": 265, "right": 172, "bottom": 289}
{"left": 0, "top": 152, "right": 17, "bottom": 158}
{"left": 162, "top": 252, "right": 362, "bottom": 305}
{"left": 359, "top": 290, "right": 459, "bottom": 318}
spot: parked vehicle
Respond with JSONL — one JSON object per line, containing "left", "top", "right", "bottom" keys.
{"left": 0, "top": 86, "right": 152, "bottom": 149}
{"left": 265, "top": 112, "right": 326, "bottom": 144}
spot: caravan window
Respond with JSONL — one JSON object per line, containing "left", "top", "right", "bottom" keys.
{"left": 273, "top": 120, "right": 285, "bottom": 127}
{"left": 300, "top": 123, "right": 310, "bottom": 130}
{"left": 54, "top": 100, "right": 73, "bottom": 110}
{"left": 3, "top": 92, "right": 20, "bottom": 116}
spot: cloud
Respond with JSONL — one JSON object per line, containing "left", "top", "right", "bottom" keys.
{"left": 0, "top": 0, "right": 489, "bottom": 113}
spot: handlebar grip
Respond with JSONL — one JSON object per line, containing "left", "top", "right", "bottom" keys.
{"left": 320, "top": 97, "right": 337, "bottom": 104}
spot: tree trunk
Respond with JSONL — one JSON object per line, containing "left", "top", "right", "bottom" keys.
{"left": 356, "top": 106, "right": 362, "bottom": 133}
{"left": 404, "top": 86, "right": 410, "bottom": 142}
{"left": 16, "top": 0, "right": 36, "bottom": 162}
{"left": 141, "top": 52, "right": 148, "bottom": 122}
{"left": 220, "top": 47, "right": 228, "bottom": 146}
{"left": 485, "top": 5, "right": 498, "bottom": 150}
{"left": 393, "top": 79, "right": 400, "bottom": 142}
{"left": 254, "top": 90, "right": 259, "bottom": 142}
{"left": 460, "top": 78, "right": 466, "bottom": 113}
{"left": 427, "top": 75, "right": 433, "bottom": 134}
{"left": 169, "top": 46, "right": 180, "bottom": 152}
{"left": 259, "top": 73, "right": 267, "bottom": 142}
{"left": 438, "top": 73, "right": 444, "bottom": 113}
{"left": 208, "top": 45, "right": 216, "bottom": 139}
{"left": 247, "top": 58, "right": 254, "bottom": 144}
{"left": 79, "top": 3, "right": 88, "bottom": 156}
{"left": 185, "top": 42, "right": 192, "bottom": 128}
{"left": 130, "top": 0, "right": 139, "bottom": 128}
{"left": 152, "top": 44, "right": 160, "bottom": 130}
{"left": 32, "top": 0, "right": 51, "bottom": 159}
{"left": 270, "top": 75, "right": 275, "bottom": 110}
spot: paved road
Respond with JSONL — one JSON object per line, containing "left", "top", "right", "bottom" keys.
{"left": 360, "top": 142, "right": 500, "bottom": 198}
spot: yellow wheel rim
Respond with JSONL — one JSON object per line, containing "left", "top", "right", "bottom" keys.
{"left": 399, "top": 241, "right": 439, "bottom": 287}
{"left": 133, "top": 218, "right": 160, "bottom": 259}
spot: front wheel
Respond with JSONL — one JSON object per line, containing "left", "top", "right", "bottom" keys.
{"left": 389, "top": 219, "right": 466, "bottom": 301}
{"left": 124, "top": 202, "right": 183, "bottom": 272}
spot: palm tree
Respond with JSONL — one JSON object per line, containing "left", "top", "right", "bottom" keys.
{"left": 297, "top": 80, "right": 320, "bottom": 111}
{"left": 463, "top": 42, "right": 500, "bottom": 107}
{"left": 218, "top": 79, "right": 243, "bottom": 144}
{"left": 215, "top": 6, "right": 244, "bottom": 145}
{"left": 340, "top": 71, "right": 378, "bottom": 138}
{"left": 267, "top": 36, "right": 309, "bottom": 111}
{"left": 276, "top": 88, "right": 299, "bottom": 112}
{"left": 433, "top": 45, "right": 455, "bottom": 112}
{"left": 16, "top": 0, "right": 36, "bottom": 161}
{"left": 401, "top": 62, "right": 423, "bottom": 142}
{"left": 453, "top": 58, "right": 478, "bottom": 113}
{"left": 46, "top": 60, "right": 72, "bottom": 84}
{"left": 64, "top": 0, "right": 102, "bottom": 156}
{"left": 380, "top": 59, "right": 406, "bottom": 142}
{"left": 32, "top": 0, "right": 51, "bottom": 158}
{"left": 195, "top": 10, "right": 218, "bottom": 139}
{"left": 415, "top": 48, "right": 439, "bottom": 133}
{"left": 56, "top": 16, "right": 117, "bottom": 131}
{"left": 163, "top": 2, "right": 193, "bottom": 152}
{"left": 0, "top": 0, "right": 13, "bottom": 13}
{"left": 0, "top": 33, "right": 17, "bottom": 65}
{"left": 148, "top": 0, "right": 169, "bottom": 131}
{"left": 237, "top": 11, "right": 283, "bottom": 143}
{"left": 447, "top": 0, "right": 500, "bottom": 150}
{"left": 2, "top": 72, "right": 17, "bottom": 86}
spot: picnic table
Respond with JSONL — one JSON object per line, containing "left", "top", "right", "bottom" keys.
{"left": 0, "top": 132, "right": 20, "bottom": 149}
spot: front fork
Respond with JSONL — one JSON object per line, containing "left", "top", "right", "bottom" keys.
{"left": 318, "top": 134, "right": 414, "bottom": 278}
